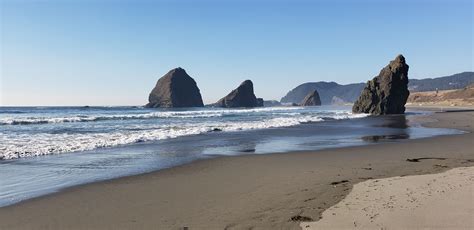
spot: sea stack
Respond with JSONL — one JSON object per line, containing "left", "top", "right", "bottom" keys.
{"left": 352, "top": 55, "right": 410, "bottom": 115}
{"left": 301, "top": 90, "right": 321, "bottom": 106}
{"left": 215, "top": 80, "right": 261, "bottom": 108}
{"left": 145, "top": 68, "right": 204, "bottom": 108}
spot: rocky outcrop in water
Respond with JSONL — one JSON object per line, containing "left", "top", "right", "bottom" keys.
{"left": 146, "top": 68, "right": 204, "bottom": 108}
{"left": 301, "top": 90, "right": 321, "bottom": 106}
{"left": 215, "top": 80, "right": 260, "bottom": 108}
{"left": 352, "top": 55, "right": 410, "bottom": 115}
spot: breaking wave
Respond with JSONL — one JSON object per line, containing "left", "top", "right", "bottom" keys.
{"left": 0, "top": 107, "right": 368, "bottom": 160}
{"left": 0, "top": 107, "right": 302, "bottom": 125}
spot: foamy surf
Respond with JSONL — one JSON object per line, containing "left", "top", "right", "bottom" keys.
{"left": 0, "top": 107, "right": 302, "bottom": 125}
{"left": 0, "top": 106, "right": 368, "bottom": 160}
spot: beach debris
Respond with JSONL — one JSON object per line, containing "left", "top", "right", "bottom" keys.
{"left": 362, "top": 134, "right": 409, "bottom": 142}
{"left": 352, "top": 54, "right": 410, "bottom": 115}
{"left": 359, "top": 177, "right": 374, "bottom": 180}
{"left": 208, "top": 128, "right": 223, "bottom": 132}
{"left": 362, "top": 167, "right": 373, "bottom": 170}
{"left": 434, "top": 164, "right": 448, "bottom": 168}
{"left": 330, "top": 180, "right": 349, "bottom": 185}
{"left": 406, "top": 157, "right": 447, "bottom": 162}
{"left": 290, "top": 215, "right": 313, "bottom": 222}
{"left": 240, "top": 149, "right": 256, "bottom": 153}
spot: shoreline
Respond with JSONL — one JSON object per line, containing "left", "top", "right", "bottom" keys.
{"left": 1, "top": 109, "right": 473, "bottom": 229}
{"left": 0, "top": 108, "right": 454, "bottom": 208}
{"left": 0, "top": 109, "right": 460, "bottom": 208}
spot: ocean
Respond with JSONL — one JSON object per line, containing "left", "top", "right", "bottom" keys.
{"left": 0, "top": 105, "right": 462, "bottom": 206}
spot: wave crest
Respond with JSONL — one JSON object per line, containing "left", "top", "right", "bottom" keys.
{"left": 0, "top": 112, "right": 368, "bottom": 160}
{"left": 0, "top": 107, "right": 303, "bottom": 125}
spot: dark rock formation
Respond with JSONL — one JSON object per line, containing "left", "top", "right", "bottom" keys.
{"left": 300, "top": 90, "right": 321, "bottom": 106}
{"left": 352, "top": 55, "right": 410, "bottom": 115}
{"left": 146, "top": 68, "right": 204, "bottom": 108}
{"left": 256, "top": 98, "right": 264, "bottom": 107}
{"left": 215, "top": 80, "right": 259, "bottom": 108}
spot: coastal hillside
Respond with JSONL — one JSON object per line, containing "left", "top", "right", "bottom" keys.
{"left": 281, "top": 72, "right": 474, "bottom": 104}
{"left": 407, "top": 84, "right": 474, "bottom": 107}
{"left": 280, "top": 82, "right": 365, "bottom": 104}
{"left": 409, "top": 72, "right": 474, "bottom": 92}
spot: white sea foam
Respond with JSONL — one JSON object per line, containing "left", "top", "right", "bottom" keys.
{"left": 331, "top": 113, "right": 371, "bottom": 120}
{"left": 0, "top": 111, "right": 368, "bottom": 160}
{"left": 0, "top": 107, "right": 370, "bottom": 160}
{"left": 0, "top": 112, "right": 220, "bottom": 125}
{"left": 0, "top": 107, "right": 302, "bottom": 125}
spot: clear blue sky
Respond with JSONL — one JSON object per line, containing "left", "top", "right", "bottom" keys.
{"left": 1, "top": 0, "right": 472, "bottom": 106}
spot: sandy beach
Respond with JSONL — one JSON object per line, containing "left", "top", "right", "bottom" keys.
{"left": 0, "top": 110, "right": 473, "bottom": 230}
{"left": 301, "top": 166, "right": 474, "bottom": 229}
{"left": 2, "top": 1, "right": 472, "bottom": 229}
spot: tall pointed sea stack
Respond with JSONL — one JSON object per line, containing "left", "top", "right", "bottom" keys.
{"left": 145, "top": 68, "right": 204, "bottom": 108}
{"left": 215, "top": 80, "right": 260, "bottom": 108}
{"left": 352, "top": 55, "right": 410, "bottom": 115}
{"left": 301, "top": 90, "right": 321, "bottom": 106}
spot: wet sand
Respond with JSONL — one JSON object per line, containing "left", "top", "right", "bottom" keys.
{"left": 0, "top": 110, "right": 473, "bottom": 230}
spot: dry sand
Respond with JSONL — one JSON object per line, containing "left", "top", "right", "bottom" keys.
{"left": 0, "top": 110, "right": 473, "bottom": 230}
{"left": 301, "top": 166, "right": 474, "bottom": 230}
{"left": 407, "top": 85, "right": 474, "bottom": 107}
